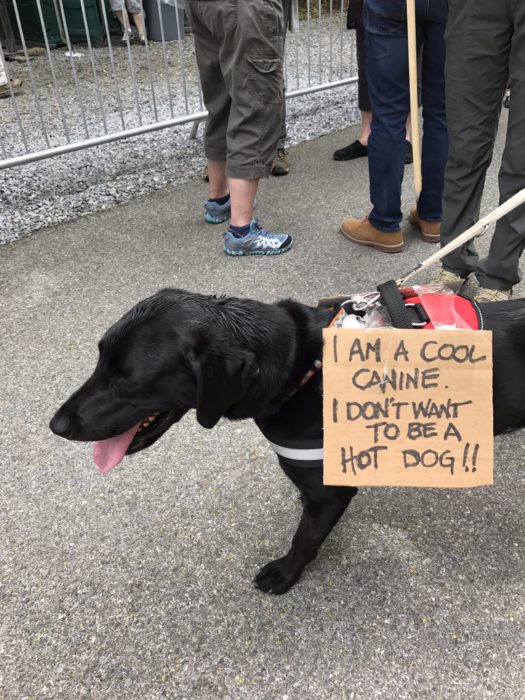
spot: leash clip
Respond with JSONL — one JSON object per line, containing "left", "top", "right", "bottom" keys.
{"left": 351, "top": 291, "right": 381, "bottom": 312}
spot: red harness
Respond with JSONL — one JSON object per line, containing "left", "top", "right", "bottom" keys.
{"left": 400, "top": 289, "right": 481, "bottom": 330}
{"left": 293, "top": 291, "right": 482, "bottom": 401}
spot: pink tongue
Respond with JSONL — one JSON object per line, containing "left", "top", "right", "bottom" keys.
{"left": 93, "top": 422, "right": 142, "bottom": 474}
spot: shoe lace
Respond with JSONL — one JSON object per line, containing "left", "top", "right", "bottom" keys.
{"left": 251, "top": 220, "right": 282, "bottom": 242}
{"left": 480, "top": 288, "right": 507, "bottom": 301}
{"left": 434, "top": 269, "right": 461, "bottom": 282}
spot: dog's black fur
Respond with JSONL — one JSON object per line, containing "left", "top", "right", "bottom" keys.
{"left": 50, "top": 289, "right": 525, "bottom": 593}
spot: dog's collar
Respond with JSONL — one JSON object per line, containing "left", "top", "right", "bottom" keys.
{"left": 286, "top": 302, "right": 350, "bottom": 400}
{"left": 286, "top": 359, "right": 322, "bottom": 400}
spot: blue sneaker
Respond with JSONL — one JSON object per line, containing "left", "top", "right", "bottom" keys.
{"left": 224, "top": 219, "right": 292, "bottom": 256}
{"left": 205, "top": 196, "right": 231, "bottom": 224}
{"left": 204, "top": 195, "right": 257, "bottom": 224}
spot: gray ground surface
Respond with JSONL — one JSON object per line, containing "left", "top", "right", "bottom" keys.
{"left": 1, "top": 120, "right": 524, "bottom": 700}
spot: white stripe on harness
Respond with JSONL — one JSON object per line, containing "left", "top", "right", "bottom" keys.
{"left": 268, "top": 441, "right": 324, "bottom": 461}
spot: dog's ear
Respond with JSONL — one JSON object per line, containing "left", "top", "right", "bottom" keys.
{"left": 188, "top": 346, "right": 257, "bottom": 429}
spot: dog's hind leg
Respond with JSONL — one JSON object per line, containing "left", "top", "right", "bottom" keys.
{"left": 254, "top": 463, "right": 357, "bottom": 594}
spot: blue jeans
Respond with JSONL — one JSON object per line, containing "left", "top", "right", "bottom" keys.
{"left": 365, "top": 0, "right": 448, "bottom": 232}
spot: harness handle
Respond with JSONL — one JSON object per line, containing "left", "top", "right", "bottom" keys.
{"left": 377, "top": 280, "right": 413, "bottom": 329}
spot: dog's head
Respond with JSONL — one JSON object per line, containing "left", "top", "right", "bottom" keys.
{"left": 50, "top": 289, "right": 259, "bottom": 472}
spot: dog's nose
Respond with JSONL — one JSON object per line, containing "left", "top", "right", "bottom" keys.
{"left": 49, "top": 411, "right": 74, "bottom": 438}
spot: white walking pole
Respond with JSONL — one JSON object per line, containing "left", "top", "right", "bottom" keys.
{"left": 397, "top": 187, "right": 525, "bottom": 285}
{"left": 407, "top": 0, "right": 422, "bottom": 193}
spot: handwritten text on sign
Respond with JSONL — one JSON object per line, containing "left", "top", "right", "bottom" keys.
{"left": 322, "top": 329, "right": 493, "bottom": 488}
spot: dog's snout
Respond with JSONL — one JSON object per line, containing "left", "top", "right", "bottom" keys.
{"left": 50, "top": 411, "right": 74, "bottom": 439}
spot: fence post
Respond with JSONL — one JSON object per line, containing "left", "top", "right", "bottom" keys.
{"left": 291, "top": 0, "right": 299, "bottom": 31}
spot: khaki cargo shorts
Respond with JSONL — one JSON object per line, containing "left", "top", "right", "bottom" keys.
{"left": 187, "top": 0, "right": 284, "bottom": 179}
{"left": 109, "top": 0, "right": 143, "bottom": 14}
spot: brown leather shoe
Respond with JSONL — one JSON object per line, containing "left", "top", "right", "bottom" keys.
{"left": 340, "top": 217, "right": 404, "bottom": 253}
{"left": 409, "top": 207, "right": 440, "bottom": 243}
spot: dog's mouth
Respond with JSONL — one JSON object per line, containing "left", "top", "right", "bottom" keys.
{"left": 93, "top": 410, "right": 175, "bottom": 474}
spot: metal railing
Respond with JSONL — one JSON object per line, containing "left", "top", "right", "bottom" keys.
{"left": 0, "top": 0, "right": 357, "bottom": 171}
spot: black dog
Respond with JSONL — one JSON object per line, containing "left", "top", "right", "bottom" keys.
{"left": 50, "top": 289, "right": 525, "bottom": 594}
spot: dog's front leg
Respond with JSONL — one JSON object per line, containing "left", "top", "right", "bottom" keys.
{"left": 254, "top": 464, "right": 357, "bottom": 595}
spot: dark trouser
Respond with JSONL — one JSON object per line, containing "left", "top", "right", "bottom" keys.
{"left": 277, "top": 0, "right": 291, "bottom": 150}
{"left": 347, "top": 0, "right": 371, "bottom": 112}
{"left": 356, "top": 19, "right": 371, "bottom": 112}
{"left": 364, "top": 0, "right": 448, "bottom": 232}
{"left": 187, "top": 0, "right": 284, "bottom": 179}
{"left": 440, "top": 0, "right": 525, "bottom": 290}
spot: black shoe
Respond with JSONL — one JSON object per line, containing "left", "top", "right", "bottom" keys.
{"left": 333, "top": 139, "right": 368, "bottom": 161}
{"left": 405, "top": 140, "right": 413, "bottom": 165}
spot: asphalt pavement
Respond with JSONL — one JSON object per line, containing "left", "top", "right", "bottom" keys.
{"left": 1, "top": 119, "right": 524, "bottom": 699}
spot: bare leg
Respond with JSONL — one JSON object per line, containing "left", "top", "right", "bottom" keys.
{"left": 207, "top": 159, "right": 228, "bottom": 199}
{"left": 358, "top": 110, "right": 372, "bottom": 146}
{"left": 131, "top": 11, "right": 146, "bottom": 35}
{"left": 229, "top": 178, "right": 258, "bottom": 227}
{"left": 358, "top": 111, "right": 410, "bottom": 147}
{"left": 115, "top": 10, "right": 131, "bottom": 30}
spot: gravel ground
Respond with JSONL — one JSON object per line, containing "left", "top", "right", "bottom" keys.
{"left": 0, "top": 20, "right": 359, "bottom": 244}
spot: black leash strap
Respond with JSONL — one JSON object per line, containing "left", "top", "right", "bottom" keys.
{"left": 377, "top": 280, "right": 413, "bottom": 329}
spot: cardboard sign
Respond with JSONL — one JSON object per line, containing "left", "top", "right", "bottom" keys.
{"left": 322, "top": 329, "right": 493, "bottom": 488}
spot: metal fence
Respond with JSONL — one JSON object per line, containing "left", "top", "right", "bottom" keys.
{"left": 0, "top": 0, "right": 357, "bottom": 171}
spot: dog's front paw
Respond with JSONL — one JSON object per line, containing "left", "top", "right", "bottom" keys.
{"left": 253, "top": 557, "right": 300, "bottom": 595}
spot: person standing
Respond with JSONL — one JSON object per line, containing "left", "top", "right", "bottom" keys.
{"left": 430, "top": 0, "right": 525, "bottom": 302}
{"left": 332, "top": 0, "right": 413, "bottom": 164}
{"left": 110, "top": 0, "right": 147, "bottom": 44}
{"left": 187, "top": 0, "right": 292, "bottom": 256}
{"left": 270, "top": 0, "right": 292, "bottom": 176}
{"left": 332, "top": 0, "right": 373, "bottom": 161}
{"left": 340, "top": 0, "right": 448, "bottom": 253}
